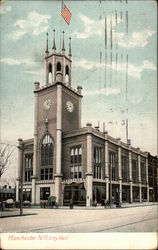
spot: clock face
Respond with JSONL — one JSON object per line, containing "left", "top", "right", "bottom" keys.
{"left": 66, "top": 101, "right": 74, "bottom": 112}
{"left": 43, "top": 99, "right": 51, "bottom": 110}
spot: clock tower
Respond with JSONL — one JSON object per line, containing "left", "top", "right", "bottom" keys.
{"left": 32, "top": 31, "right": 82, "bottom": 204}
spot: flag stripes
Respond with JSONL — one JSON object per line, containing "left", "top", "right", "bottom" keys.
{"left": 61, "top": 4, "right": 72, "bottom": 25}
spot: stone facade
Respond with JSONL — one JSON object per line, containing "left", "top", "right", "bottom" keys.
{"left": 16, "top": 35, "right": 152, "bottom": 207}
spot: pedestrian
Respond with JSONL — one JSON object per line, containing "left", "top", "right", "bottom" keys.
{"left": 94, "top": 199, "right": 97, "bottom": 207}
{"left": 69, "top": 199, "right": 73, "bottom": 209}
{"left": 104, "top": 199, "right": 107, "bottom": 208}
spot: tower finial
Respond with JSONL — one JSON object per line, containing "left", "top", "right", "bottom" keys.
{"left": 52, "top": 29, "right": 56, "bottom": 52}
{"left": 62, "top": 31, "right": 65, "bottom": 54}
{"left": 45, "top": 33, "right": 49, "bottom": 55}
{"left": 68, "top": 37, "right": 72, "bottom": 58}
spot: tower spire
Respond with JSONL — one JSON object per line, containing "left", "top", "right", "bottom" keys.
{"left": 52, "top": 29, "right": 56, "bottom": 52}
{"left": 45, "top": 33, "right": 49, "bottom": 55}
{"left": 68, "top": 37, "right": 72, "bottom": 58}
{"left": 62, "top": 31, "right": 65, "bottom": 54}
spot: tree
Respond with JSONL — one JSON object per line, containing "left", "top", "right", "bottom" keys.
{"left": 0, "top": 143, "right": 16, "bottom": 179}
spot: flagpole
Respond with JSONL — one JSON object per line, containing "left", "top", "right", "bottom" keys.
{"left": 110, "top": 12, "right": 113, "bottom": 88}
{"left": 126, "top": 54, "right": 128, "bottom": 143}
{"left": 60, "top": 0, "right": 64, "bottom": 51}
{"left": 99, "top": 51, "right": 102, "bottom": 89}
{"left": 104, "top": 14, "right": 107, "bottom": 89}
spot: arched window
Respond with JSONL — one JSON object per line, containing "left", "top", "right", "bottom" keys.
{"left": 78, "top": 147, "right": 82, "bottom": 163}
{"left": 48, "top": 63, "right": 52, "bottom": 83}
{"left": 74, "top": 148, "right": 78, "bottom": 163}
{"left": 57, "top": 61, "right": 61, "bottom": 71}
{"left": 65, "top": 65, "right": 69, "bottom": 83}
{"left": 41, "top": 134, "right": 54, "bottom": 166}
{"left": 49, "top": 63, "right": 52, "bottom": 73}
{"left": 70, "top": 148, "right": 74, "bottom": 163}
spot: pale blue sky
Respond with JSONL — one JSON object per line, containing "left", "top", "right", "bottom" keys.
{"left": 0, "top": 0, "right": 157, "bottom": 181}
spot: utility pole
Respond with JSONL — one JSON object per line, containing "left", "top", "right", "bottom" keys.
{"left": 18, "top": 141, "right": 24, "bottom": 216}
{"left": 109, "top": 162, "right": 112, "bottom": 208}
{"left": 126, "top": 54, "right": 129, "bottom": 143}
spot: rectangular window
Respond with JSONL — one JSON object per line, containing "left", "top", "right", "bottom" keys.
{"left": 93, "top": 147, "right": 102, "bottom": 179}
{"left": 141, "top": 162, "right": 146, "bottom": 185}
{"left": 71, "top": 155, "right": 74, "bottom": 164}
{"left": 78, "top": 166, "right": 82, "bottom": 178}
{"left": 74, "top": 166, "right": 78, "bottom": 178}
{"left": 109, "top": 151, "right": 118, "bottom": 181}
{"left": 122, "top": 155, "right": 128, "bottom": 183}
{"left": 70, "top": 146, "right": 82, "bottom": 179}
{"left": 24, "top": 154, "right": 33, "bottom": 182}
{"left": 28, "top": 171, "right": 31, "bottom": 182}
{"left": 99, "top": 166, "right": 101, "bottom": 179}
{"left": 70, "top": 166, "right": 74, "bottom": 179}
{"left": 41, "top": 169, "right": 44, "bottom": 180}
{"left": 45, "top": 168, "right": 48, "bottom": 180}
{"left": 25, "top": 154, "right": 33, "bottom": 169}
{"left": 78, "top": 153, "right": 82, "bottom": 164}
{"left": 132, "top": 159, "right": 138, "bottom": 183}
{"left": 25, "top": 172, "right": 27, "bottom": 182}
{"left": 40, "top": 168, "right": 53, "bottom": 180}
{"left": 24, "top": 170, "right": 32, "bottom": 182}
{"left": 93, "top": 165, "right": 96, "bottom": 178}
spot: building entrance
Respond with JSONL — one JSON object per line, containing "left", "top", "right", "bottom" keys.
{"left": 122, "top": 185, "right": 130, "bottom": 203}
{"left": 63, "top": 183, "right": 86, "bottom": 206}
{"left": 133, "top": 187, "right": 139, "bottom": 202}
{"left": 108, "top": 184, "right": 120, "bottom": 204}
{"left": 23, "top": 189, "right": 32, "bottom": 202}
{"left": 93, "top": 183, "right": 106, "bottom": 205}
{"left": 142, "top": 187, "right": 147, "bottom": 201}
{"left": 40, "top": 187, "right": 50, "bottom": 200}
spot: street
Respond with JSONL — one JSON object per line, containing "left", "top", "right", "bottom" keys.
{"left": 0, "top": 205, "right": 157, "bottom": 233}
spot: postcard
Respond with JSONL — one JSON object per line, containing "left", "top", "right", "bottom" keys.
{"left": 0, "top": 0, "right": 157, "bottom": 249}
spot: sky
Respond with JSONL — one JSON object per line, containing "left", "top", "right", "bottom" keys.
{"left": 0, "top": 0, "right": 157, "bottom": 183}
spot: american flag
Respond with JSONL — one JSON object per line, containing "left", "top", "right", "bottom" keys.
{"left": 61, "top": 4, "right": 72, "bottom": 25}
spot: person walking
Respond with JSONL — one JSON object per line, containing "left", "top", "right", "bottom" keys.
{"left": 69, "top": 199, "right": 73, "bottom": 209}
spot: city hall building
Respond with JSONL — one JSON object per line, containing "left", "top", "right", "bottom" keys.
{"left": 16, "top": 33, "right": 150, "bottom": 206}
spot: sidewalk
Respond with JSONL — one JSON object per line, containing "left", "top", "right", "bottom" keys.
{"left": 0, "top": 202, "right": 156, "bottom": 217}
{"left": 64, "top": 202, "right": 157, "bottom": 210}
{"left": 0, "top": 208, "right": 37, "bottom": 218}
{"left": 121, "top": 201, "right": 157, "bottom": 208}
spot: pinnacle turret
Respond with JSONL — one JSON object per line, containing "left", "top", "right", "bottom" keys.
{"left": 62, "top": 31, "right": 65, "bottom": 54}
{"left": 52, "top": 29, "right": 56, "bottom": 52}
{"left": 68, "top": 37, "right": 72, "bottom": 58}
{"left": 45, "top": 33, "right": 49, "bottom": 55}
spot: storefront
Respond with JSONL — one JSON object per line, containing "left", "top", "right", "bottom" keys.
{"left": 149, "top": 188, "right": 154, "bottom": 202}
{"left": 133, "top": 186, "right": 139, "bottom": 202}
{"left": 122, "top": 185, "right": 130, "bottom": 203}
{"left": 63, "top": 183, "right": 86, "bottom": 206}
{"left": 23, "top": 188, "right": 32, "bottom": 201}
{"left": 93, "top": 183, "right": 106, "bottom": 205}
{"left": 40, "top": 187, "right": 50, "bottom": 200}
{"left": 141, "top": 187, "right": 147, "bottom": 201}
